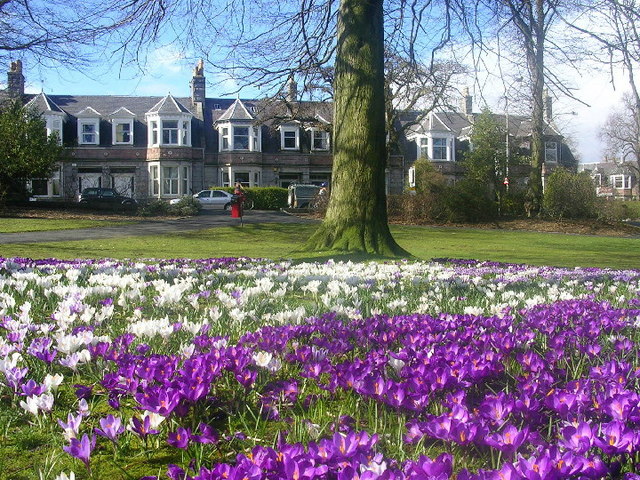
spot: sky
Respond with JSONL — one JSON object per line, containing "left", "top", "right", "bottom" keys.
{"left": 10, "top": 46, "right": 631, "bottom": 165}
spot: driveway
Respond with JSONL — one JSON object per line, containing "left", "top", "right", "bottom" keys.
{"left": 0, "top": 209, "right": 317, "bottom": 245}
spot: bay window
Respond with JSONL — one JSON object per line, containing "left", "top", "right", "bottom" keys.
{"left": 432, "top": 138, "right": 447, "bottom": 160}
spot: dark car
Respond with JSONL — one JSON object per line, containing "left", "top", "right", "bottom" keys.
{"left": 287, "top": 184, "right": 321, "bottom": 208}
{"left": 78, "top": 188, "right": 137, "bottom": 211}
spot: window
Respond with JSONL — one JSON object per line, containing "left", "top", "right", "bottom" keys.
{"left": 251, "top": 127, "right": 261, "bottom": 152}
{"left": 312, "top": 130, "right": 329, "bottom": 150}
{"left": 419, "top": 137, "right": 428, "bottom": 158}
{"left": 30, "top": 166, "right": 62, "bottom": 197}
{"left": 432, "top": 138, "right": 447, "bottom": 160}
{"left": 182, "top": 166, "right": 190, "bottom": 195}
{"left": 114, "top": 121, "right": 133, "bottom": 144}
{"left": 220, "top": 127, "right": 230, "bottom": 151}
{"left": 46, "top": 117, "right": 63, "bottom": 145}
{"left": 79, "top": 121, "right": 99, "bottom": 145}
{"left": 150, "top": 121, "right": 159, "bottom": 146}
{"left": 162, "top": 166, "right": 179, "bottom": 195}
{"left": 281, "top": 127, "right": 299, "bottom": 150}
{"left": 150, "top": 165, "right": 160, "bottom": 196}
{"left": 234, "top": 126, "right": 250, "bottom": 150}
{"left": 545, "top": 141, "right": 558, "bottom": 163}
{"left": 162, "top": 120, "right": 179, "bottom": 145}
{"left": 611, "top": 175, "right": 631, "bottom": 189}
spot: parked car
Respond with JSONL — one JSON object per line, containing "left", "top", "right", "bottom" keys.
{"left": 78, "top": 188, "right": 137, "bottom": 211}
{"left": 287, "top": 184, "right": 321, "bottom": 208}
{"left": 170, "top": 189, "right": 235, "bottom": 209}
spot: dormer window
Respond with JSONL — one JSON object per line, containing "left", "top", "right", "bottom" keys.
{"left": 110, "top": 108, "right": 135, "bottom": 145}
{"left": 79, "top": 121, "right": 99, "bottom": 145}
{"left": 76, "top": 107, "right": 101, "bottom": 146}
{"left": 280, "top": 125, "right": 300, "bottom": 150}
{"left": 311, "top": 129, "right": 330, "bottom": 151}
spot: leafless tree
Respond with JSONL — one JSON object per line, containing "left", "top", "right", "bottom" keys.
{"left": 601, "top": 94, "right": 640, "bottom": 175}
{"left": 463, "top": 0, "right": 587, "bottom": 214}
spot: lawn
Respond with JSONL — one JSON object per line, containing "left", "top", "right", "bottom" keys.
{"left": 1, "top": 223, "right": 639, "bottom": 269}
{"left": 0, "top": 218, "right": 133, "bottom": 233}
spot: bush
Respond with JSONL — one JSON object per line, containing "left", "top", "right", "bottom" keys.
{"left": 139, "top": 200, "right": 170, "bottom": 217}
{"left": 214, "top": 186, "right": 288, "bottom": 210}
{"left": 445, "top": 179, "right": 498, "bottom": 222}
{"left": 543, "top": 169, "right": 598, "bottom": 219}
{"left": 167, "top": 196, "right": 202, "bottom": 216}
{"left": 596, "top": 199, "right": 640, "bottom": 221}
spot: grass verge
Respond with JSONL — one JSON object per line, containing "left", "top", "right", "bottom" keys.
{"left": 1, "top": 223, "right": 639, "bottom": 269}
{"left": 0, "top": 218, "right": 134, "bottom": 233}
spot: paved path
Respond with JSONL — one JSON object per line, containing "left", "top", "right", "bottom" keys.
{"left": 0, "top": 209, "right": 317, "bottom": 245}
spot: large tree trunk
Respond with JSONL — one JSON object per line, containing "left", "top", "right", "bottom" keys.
{"left": 305, "top": 0, "right": 408, "bottom": 256}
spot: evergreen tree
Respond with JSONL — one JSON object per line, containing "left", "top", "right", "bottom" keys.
{"left": 0, "top": 101, "right": 66, "bottom": 202}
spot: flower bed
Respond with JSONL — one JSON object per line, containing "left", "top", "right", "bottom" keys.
{"left": 1, "top": 257, "right": 639, "bottom": 479}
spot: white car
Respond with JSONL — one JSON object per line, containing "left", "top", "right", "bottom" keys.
{"left": 170, "top": 189, "right": 234, "bottom": 209}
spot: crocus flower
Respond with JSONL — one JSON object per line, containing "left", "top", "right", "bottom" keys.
{"left": 63, "top": 434, "right": 96, "bottom": 470}
{"left": 95, "top": 414, "right": 125, "bottom": 442}
{"left": 58, "top": 412, "right": 83, "bottom": 441}
{"left": 128, "top": 415, "right": 160, "bottom": 440}
{"left": 191, "top": 422, "right": 219, "bottom": 444}
{"left": 167, "top": 426, "right": 191, "bottom": 449}
{"left": 485, "top": 424, "right": 529, "bottom": 456}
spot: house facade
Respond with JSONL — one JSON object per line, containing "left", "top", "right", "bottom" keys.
{"left": 401, "top": 90, "right": 576, "bottom": 189}
{"left": 2, "top": 61, "right": 573, "bottom": 201}
{"left": 579, "top": 161, "right": 639, "bottom": 200}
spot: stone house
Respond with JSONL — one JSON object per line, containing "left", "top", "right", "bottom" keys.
{"left": 1, "top": 61, "right": 573, "bottom": 201}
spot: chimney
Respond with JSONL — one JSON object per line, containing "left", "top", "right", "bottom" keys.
{"left": 7, "top": 60, "right": 25, "bottom": 98}
{"left": 461, "top": 87, "right": 472, "bottom": 115}
{"left": 190, "top": 59, "right": 205, "bottom": 104}
{"left": 286, "top": 75, "right": 297, "bottom": 103}
{"left": 544, "top": 89, "right": 553, "bottom": 122}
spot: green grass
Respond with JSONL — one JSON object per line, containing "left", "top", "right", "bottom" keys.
{"left": 0, "top": 218, "right": 134, "bottom": 233}
{"left": 1, "top": 223, "right": 639, "bottom": 269}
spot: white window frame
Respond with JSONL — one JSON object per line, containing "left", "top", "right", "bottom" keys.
{"left": 280, "top": 125, "right": 300, "bottom": 150}
{"left": 146, "top": 114, "right": 192, "bottom": 147}
{"left": 148, "top": 162, "right": 192, "bottom": 198}
{"left": 545, "top": 141, "right": 558, "bottom": 163}
{"left": 112, "top": 119, "right": 134, "bottom": 145}
{"left": 78, "top": 119, "right": 99, "bottom": 145}
{"left": 408, "top": 166, "right": 416, "bottom": 188}
{"left": 432, "top": 137, "right": 448, "bottom": 161}
{"left": 611, "top": 174, "right": 631, "bottom": 189}
{"left": 233, "top": 126, "right": 250, "bottom": 150}
{"left": 310, "top": 128, "right": 330, "bottom": 151}
{"left": 217, "top": 123, "right": 261, "bottom": 152}
{"left": 418, "top": 137, "right": 428, "bottom": 159}
{"left": 45, "top": 115, "right": 63, "bottom": 145}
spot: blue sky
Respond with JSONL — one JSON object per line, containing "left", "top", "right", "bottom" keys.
{"left": 10, "top": 45, "right": 629, "bottom": 165}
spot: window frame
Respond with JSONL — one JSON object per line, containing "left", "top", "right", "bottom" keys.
{"left": 545, "top": 141, "right": 558, "bottom": 163}
{"left": 112, "top": 119, "right": 134, "bottom": 145}
{"left": 78, "top": 119, "right": 100, "bottom": 145}
{"left": 311, "top": 128, "right": 330, "bottom": 151}
{"left": 280, "top": 125, "right": 300, "bottom": 150}
{"left": 432, "top": 137, "right": 448, "bottom": 161}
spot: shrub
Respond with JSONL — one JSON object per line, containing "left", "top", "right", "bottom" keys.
{"left": 596, "top": 199, "right": 640, "bottom": 221}
{"left": 445, "top": 179, "right": 498, "bottom": 222}
{"left": 167, "top": 196, "right": 202, "bottom": 216}
{"left": 213, "top": 186, "right": 288, "bottom": 210}
{"left": 543, "top": 169, "right": 598, "bottom": 219}
{"left": 139, "top": 200, "right": 170, "bottom": 217}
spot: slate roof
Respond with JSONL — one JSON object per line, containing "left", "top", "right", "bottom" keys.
{"left": 25, "top": 92, "right": 65, "bottom": 114}
{"left": 216, "top": 98, "right": 254, "bottom": 122}
{"left": 147, "top": 94, "right": 192, "bottom": 115}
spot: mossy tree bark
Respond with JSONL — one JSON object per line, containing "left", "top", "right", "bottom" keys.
{"left": 305, "top": 0, "right": 409, "bottom": 256}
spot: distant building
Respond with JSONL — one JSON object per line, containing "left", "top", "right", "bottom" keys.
{"left": 579, "top": 161, "right": 638, "bottom": 200}
{"left": 1, "top": 61, "right": 575, "bottom": 201}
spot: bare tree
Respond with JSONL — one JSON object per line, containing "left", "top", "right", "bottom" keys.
{"left": 465, "top": 0, "right": 586, "bottom": 215}
{"left": 601, "top": 93, "right": 640, "bottom": 175}
{"left": 571, "top": 0, "right": 640, "bottom": 172}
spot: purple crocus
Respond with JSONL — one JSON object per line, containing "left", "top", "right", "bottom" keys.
{"left": 167, "top": 426, "right": 191, "bottom": 449}
{"left": 129, "top": 415, "right": 160, "bottom": 440}
{"left": 63, "top": 433, "right": 96, "bottom": 470}
{"left": 95, "top": 414, "right": 125, "bottom": 442}
{"left": 485, "top": 424, "right": 530, "bottom": 456}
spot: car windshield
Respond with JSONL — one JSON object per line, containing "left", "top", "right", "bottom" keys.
{"left": 295, "top": 186, "right": 320, "bottom": 197}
